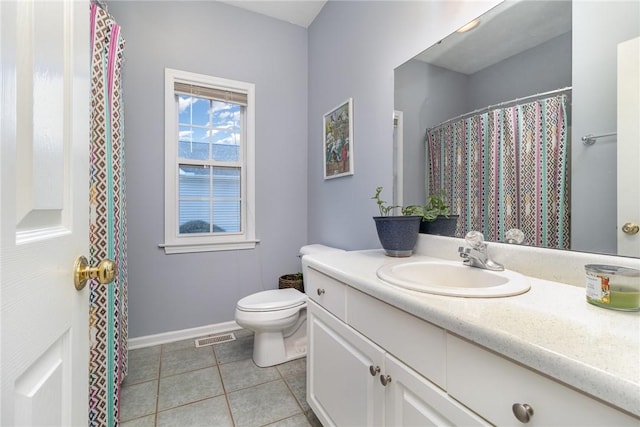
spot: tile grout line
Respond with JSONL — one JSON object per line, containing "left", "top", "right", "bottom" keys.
{"left": 214, "top": 342, "right": 238, "bottom": 427}
{"left": 151, "top": 363, "right": 217, "bottom": 382}
{"left": 280, "top": 360, "right": 318, "bottom": 427}
{"left": 278, "top": 366, "right": 308, "bottom": 420}
{"left": 154, "top": 345, "right": 163, "bottom": 427}
{"left": 226, "top": 376, "right": 283, "bottom": 394}
{"left": 263, "top": 413, "right": 309, "bottom": 427}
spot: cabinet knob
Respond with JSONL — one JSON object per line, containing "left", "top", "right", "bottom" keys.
{"left": 512, "top": 403, "right": 534, "bottom": 423}
{"left": 369, "top": 365, "right": 380, "bottom": 376}
{"left": 379, "top": 375, "right": 392, "bottom": 386}
{"left": 317, "top": 288, "right": 325, "bottom": 296}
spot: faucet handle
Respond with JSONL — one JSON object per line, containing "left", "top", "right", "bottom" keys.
{"left": 505, "top": 228, "right": 525, "bottom": 244}
{"left": 464, "top": 231, "right": 486, "bottom": 249}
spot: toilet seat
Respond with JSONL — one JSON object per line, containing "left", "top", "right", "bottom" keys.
{"left": 237, "top": 288, "right": 307, "bottom": 312}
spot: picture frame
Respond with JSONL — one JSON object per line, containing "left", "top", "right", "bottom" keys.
{"left": 323, "top": 98, "right": 354, "bottom": 179}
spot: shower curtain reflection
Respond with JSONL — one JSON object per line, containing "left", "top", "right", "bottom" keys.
{"left": 426, "top": 94, "right": 570, "bottom": 249}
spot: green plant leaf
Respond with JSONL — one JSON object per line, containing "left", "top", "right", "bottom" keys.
{"left": 424, "top": 189, "right": 451, "bottom": 221}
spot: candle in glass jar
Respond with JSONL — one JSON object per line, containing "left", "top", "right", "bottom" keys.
{"left": 585, "top": 264, "right": 640, "bottom": 312}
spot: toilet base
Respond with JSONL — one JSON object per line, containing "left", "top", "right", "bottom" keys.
{"left": 252, "top": 320, "right": 307, "bottom": 367}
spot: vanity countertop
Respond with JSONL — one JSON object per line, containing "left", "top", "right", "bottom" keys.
{"left": 302, "top": 249, "right": 640, "bottom": 417}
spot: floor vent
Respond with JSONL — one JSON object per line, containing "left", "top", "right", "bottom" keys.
{"left": 195, "top": 333, "right": 236, "bottom": 347}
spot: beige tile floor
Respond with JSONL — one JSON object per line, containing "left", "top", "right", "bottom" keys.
{"left": 120, "top": 329, "right": 321, "bottom": 427}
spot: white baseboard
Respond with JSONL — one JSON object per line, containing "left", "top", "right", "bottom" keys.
{"left": 128, "top": 321, "right": 242, "bottom": 350}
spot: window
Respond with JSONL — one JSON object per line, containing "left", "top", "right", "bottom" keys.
{"left": 163, "top": 68, "right": 256, "bottom": 254}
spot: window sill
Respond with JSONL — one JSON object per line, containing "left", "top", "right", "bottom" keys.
{"left": 159, "top": 239, "right": 259, "bottom": 254}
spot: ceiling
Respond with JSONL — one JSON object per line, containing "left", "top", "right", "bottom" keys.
{"left": 217, "top": 1, "right": 571, "bottom": 73}
{"left": 415, "top": 1, "right": 572, "bottom": 75}
{"left": 219, "top": 0, "right": 327, "bottom": 28}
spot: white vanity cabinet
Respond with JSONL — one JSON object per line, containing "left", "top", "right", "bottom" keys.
{"left": 305, "top": 264, "right": 640, "bottom": 426}
{"left": 306, "top": 267, "right": 488, "bottom": 427}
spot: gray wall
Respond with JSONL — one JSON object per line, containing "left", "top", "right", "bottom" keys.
{"left": 467, "top": 31, "right": 572, "bottom": 110}
{"left": 308, "top": 0, "right": 500, "bottom": 250}
{"left": 394, "top": 61, "right": 468, "bottom": 206}
{"left": 110, "top": 1, "right": 309, "bottom": 338}
{"left": 571, "top": 1, "right": 639, "bottom": 254}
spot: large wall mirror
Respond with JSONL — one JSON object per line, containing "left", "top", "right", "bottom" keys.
{"left": 395, "top": 0, "right": 639, "bottom": 257}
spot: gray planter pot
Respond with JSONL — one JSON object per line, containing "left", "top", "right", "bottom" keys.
{"left": 373, "top": 216, "right": 421, "bottom": 257}
{"left": 419, "top": 215, "right": 459, "bottom": 236}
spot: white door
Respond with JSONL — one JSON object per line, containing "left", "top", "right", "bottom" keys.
{"left": 617, "top": 37, "right": 640, "bottom": 257}
{"left": 1, "top": 0, "right": 91, "bottom": 425}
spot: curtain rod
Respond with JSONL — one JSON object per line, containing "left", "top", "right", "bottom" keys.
{"left": 426, "top": 86, "right": 572, "bottom": 132}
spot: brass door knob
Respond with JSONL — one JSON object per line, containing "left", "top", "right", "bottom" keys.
{"left": 74, "top": 256, "right": 116, "bottom": 290}
{"left": 622, "top": 222, "right": 639, "bottom": 235}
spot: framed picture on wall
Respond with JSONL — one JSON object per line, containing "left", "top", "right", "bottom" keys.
{"left": 323, "top": 98, "right": 354, "bottom": 179}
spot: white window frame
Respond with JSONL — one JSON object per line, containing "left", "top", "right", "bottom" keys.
{"left": 162, "top": 68, "right": 257, "bottom": 254}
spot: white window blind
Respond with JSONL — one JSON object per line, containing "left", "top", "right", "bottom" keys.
{"left": 174, "top": 82, "right": 247, "bottom": 106}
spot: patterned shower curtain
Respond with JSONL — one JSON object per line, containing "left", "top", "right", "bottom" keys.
{"left": 89, "top": 3, "right": 127, "bottom": 426}
{"left": 426, "top": 94, "right": 570, "bottom": 249}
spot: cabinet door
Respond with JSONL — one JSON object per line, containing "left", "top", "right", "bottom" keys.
{"left": 307, "top": 301, "right": 385, "bottom": 427}
{"left": 384, "top": 354, "right": 490, "bottom": 427}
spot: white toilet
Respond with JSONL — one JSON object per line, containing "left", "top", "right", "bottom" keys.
{"left": 235, "top": 244, "right": 343, "bottom": 367}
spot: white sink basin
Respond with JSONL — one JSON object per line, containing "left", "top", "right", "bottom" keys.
{"left": 376, "top": 260, "right": 530, "bottom": 297}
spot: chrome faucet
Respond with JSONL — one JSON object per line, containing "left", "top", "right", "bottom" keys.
{"left": 458, "top": 231, "right": 504, "bottom": 271}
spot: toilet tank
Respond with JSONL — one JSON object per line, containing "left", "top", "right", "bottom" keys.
{"left": 299, "top": 244, "right": 344, "bottom": 256}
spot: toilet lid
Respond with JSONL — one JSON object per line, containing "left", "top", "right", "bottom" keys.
{"left": 237, "top": 288, "right": 307, "bottom": 312}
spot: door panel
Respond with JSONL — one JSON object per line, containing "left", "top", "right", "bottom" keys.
{"left": 617, "top": 37, "right": 640, "bottom": 257}
{"left": 14, "top": 332, "right": 70, "bottom": 425}
{"left": 1, "top": 0, "right": 90, "bottom": 425}
{"left": 15, "top": 0, "right": 66, "bottom": 228}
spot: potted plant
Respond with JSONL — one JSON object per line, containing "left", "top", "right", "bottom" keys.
{"left": 278, "top": 272, "right": 304, "bottom": 293}
{"left": 372, "top": 186, "right": 422, "bottom": 257}
{"left": 418, "top": 190, "right": 459, "bottom": 236}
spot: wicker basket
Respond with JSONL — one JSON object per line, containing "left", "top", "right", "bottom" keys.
{"left": 278, "top": 274, "right": 304, "bottom": 293}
